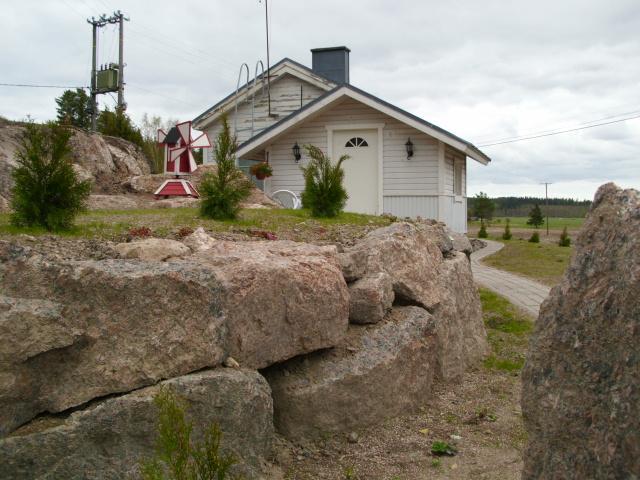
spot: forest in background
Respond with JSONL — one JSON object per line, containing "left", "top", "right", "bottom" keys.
{"left": 468, "top": 196, "right": 591, "bottom": 218}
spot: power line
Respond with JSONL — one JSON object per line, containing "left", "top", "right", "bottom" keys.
{"left": 479, "top": 113, "right": 640, "bottom": 147}
{"left": 0, "top": 83, "right": 88, "bottom": 89}
{"left": 477, "top": 107, "right": 640, "bottom": 145}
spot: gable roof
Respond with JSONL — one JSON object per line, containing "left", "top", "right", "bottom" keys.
{"left": 192, "top": 57, "right": 336, "bottom": 129}
{"left": 236, "top": 83, "right": 491, "bottom": 165}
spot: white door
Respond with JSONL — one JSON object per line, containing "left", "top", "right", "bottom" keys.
{"left": 332, "top": 129, "right": 378, "bottom": 214}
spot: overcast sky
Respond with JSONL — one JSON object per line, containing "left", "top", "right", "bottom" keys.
{"left": 2, "top": 0, "right": 639, "bottom": 200}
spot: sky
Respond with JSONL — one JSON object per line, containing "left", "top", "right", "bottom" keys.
{"left": 1, "top": 0, "right": 639, "bottom": 200}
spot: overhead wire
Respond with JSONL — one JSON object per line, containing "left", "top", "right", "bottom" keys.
{"left": 478, "top": 114, "right": 640, "bottom": 147}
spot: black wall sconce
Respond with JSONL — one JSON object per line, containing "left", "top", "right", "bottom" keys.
{"left": 292, "top": 142, "right": 301, "bottom": 162}
{"left": 405, "top": 138, "right": 414, "bottom": 160}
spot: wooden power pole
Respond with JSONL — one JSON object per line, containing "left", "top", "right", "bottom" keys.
{"left": 541, "top": 182, "right": 552, "bottom": 236}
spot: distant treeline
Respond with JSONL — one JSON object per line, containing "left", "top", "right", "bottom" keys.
{"left": 468, "top": 196, "right": 591, "bottom": 218}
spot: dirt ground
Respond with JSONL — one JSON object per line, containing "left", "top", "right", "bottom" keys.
{"left": 271, "top": 367, "right": 524, "bottom": 480}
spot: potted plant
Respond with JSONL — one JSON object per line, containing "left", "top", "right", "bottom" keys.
{"left": 249, "top": 162, "right": 273, "bottom": 180}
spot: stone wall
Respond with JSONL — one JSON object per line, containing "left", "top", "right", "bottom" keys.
{"left": 0, "top": 221, "right": 487, "bottom": 477}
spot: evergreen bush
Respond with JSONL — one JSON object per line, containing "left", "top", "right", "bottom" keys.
{"left": 526, "top": 204, "right": 544, "bottom": 229}
{"left": 300, "top": 145, "right": 349, "bottom": 217}
{"left": 558, "top": 226, "right": 571, "bottom": 247}
{"left": 140, "top": 387, "right": 238, "bottom": 480}
{"left": 478, "top": 221, "right": 488, "bottom": 239}
{"left": 200, "top": 116, "right": 251, "bottom": 220}
{"left": 529, "top": 231, "right": 540, "bottom": 243}
{"left": 10, "top": 122, "right": 91, "bottom": 230}
{"left": 502, "top": 218, "right": 512, "bottom": 240}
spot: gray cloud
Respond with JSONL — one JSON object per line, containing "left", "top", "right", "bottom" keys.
{"left": 1, "top": 0, "right": 639, "bottom": 200}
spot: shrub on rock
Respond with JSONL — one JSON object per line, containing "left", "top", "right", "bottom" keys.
{"left": 10, "top": 122, "right": 91, "bottom": 230}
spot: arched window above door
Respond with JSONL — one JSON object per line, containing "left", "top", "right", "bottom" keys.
{"left": 345, "top": 137, "right": 368, "bottom": 147}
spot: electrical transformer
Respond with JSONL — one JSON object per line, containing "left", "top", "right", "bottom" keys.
{"left": 96, "top": 65, "right": 119, "bottom": 92}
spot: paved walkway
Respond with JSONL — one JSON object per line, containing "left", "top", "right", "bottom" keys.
{"left": 470, "top": 239, "right": 551, "bottom": 319}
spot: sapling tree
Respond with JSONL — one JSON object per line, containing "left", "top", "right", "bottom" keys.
{"left": 527, "top": 204, "right": 544, "bottom": 229}
{"left": 472, "top": 192, "right": 495, "bottom": 223}
{"left": 140, "top": 387, "right": 238, "bottom": 480}
{"left": 199, "top": 115, "right": 251, "bottom": 220}
{"left": 478, "top": 220, "right": 488, "bottom": 239}
{"left": 300, "top": 145, "right": 349, "bottom": 217}
{"left": 502, "top": 218, "right": 512, "bottom": 240}
{"left": 558, "top": 226, "right": 571, "bottom": 247}
{"left": 10, "top": 122, "right": 91, "bottom": 230}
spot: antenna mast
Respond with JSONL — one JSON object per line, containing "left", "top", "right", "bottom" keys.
{"left": 264, "top": 0, "right": 272, "bottom": 116}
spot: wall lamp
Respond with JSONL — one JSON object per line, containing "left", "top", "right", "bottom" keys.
{"left": 405, "top": 138, "right": 414, "bottom": 160}
{"left": 292, "top": 142, "right": 301, "bottom": 162}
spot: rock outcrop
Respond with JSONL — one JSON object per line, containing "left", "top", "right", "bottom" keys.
{"left": 522, "top": 183, "right": 640, "bottom": 479}
{"left": 0, "top": 369, "right": 274, "bottom": 479}
{"left": 432, "top": 251, "right": 488, "bottom": 379}
{"left": 187, "top": 240, "right": 349, "bottom": 369}
{"left": 114, "top": 237, "right": 192, "bottom": 261}
{"left": 348, "top": 272, "right": 394, "bottom": 324}
{"left": 0, "top": 238, "right": 348, "bottom": 435}
{"left": 338, "top": 222, "right": 488, "bottom": 379}
{"left": 0, "top": 123, "right": 150, "bottom": 211}
{"left": 0, "top": 245, "right": 227, "bottom": 435}
{"left": 264, "top": 306, "right": 437, "bottom": 440}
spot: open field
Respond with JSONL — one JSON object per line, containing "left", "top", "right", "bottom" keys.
{"left": 0, "top": 208, "right": 391, "bottom": 244}
{"left": 478, "top": 237, "right": 572, "bottom": 286}
{"left": 277, "top": 288, "right": 533, "bottom": 479}
{"left": 468, "top": 216, "right": 584, "bottom": 232}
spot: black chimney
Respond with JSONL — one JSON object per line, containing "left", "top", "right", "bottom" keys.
{"left": 311, "top": 46, "right": 350, "bottom": 84}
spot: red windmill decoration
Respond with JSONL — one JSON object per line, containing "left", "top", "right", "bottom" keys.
{"left": 154, "top": 121, "right": 212, "bottom": 199}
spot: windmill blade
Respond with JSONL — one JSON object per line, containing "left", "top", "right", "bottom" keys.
{"left": 176, "top": 121, "right": 192, "bottom": 144}
{"left": 187, "top": 150, "right": 198, "bottom": 172}
{"left": 190, "top": 132, "right": 211, "bottom": 148}
{"left": 157, "top": 129, "right": 167, "bottom": 143}
{"left": 169, "top": 147, "right": 187, "bottom": 162}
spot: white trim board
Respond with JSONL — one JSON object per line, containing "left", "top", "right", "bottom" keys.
{"left": 236, "top": 86, "right": 490, "bottom": 165}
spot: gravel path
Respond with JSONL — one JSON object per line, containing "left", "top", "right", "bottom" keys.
{"left": 471, "top": 239, "right": 551, "bottom": 318}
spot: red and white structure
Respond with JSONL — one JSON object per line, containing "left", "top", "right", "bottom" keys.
{"left": 154, "top": 121, "right": 211, "bottom": 198}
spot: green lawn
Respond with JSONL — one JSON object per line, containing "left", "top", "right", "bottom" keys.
{"left": 480, "top": 288, "right": 534, "bottom": 373}
{"left": 0, "top": 207, "right": 391, "bottom": 242}
{"left": 481, "top": 237, "right": 573, "bottom": 286}
{"left": 469, "top": 216, "right": 584, "bottom": 231}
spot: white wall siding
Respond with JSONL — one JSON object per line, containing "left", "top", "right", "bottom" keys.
{"left": 383, "top": 196, "right": 439, "bottom": 219}
{"left": 266, "top": 98, "right": 440, "bottom": 197}
{"left": 204, "top": 74, "right": 326, "bottom": 163}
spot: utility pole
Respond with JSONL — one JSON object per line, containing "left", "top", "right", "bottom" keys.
{"left": 87, "top": 15, "right": 107, "bottom": 131}
{"left": 541, "top": 182, "right": 552, "bottom": 236}
{"left": 87, "top": 11, "right": 129, "bottom": 131}
{"left": 116, "top": 10, "right": 128, "bottom": 112}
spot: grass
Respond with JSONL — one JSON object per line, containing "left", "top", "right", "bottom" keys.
{"left": 0, "top": 207, "right": 391, "bottom": 242}
{"left": 480, "top": 288, "right": 533, "bottom": 373}
{"left": 468, "top": 216, "right": 584, "bottom": 231}
{"left": 481, "top": 236, "right": 572, "bottom": 286}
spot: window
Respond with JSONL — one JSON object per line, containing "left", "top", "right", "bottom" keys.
{"left": 454, "top": 161, "right": 463, "bottom": 196}
{"left": 345, "top": 137, "right": 368, "bottom": 147}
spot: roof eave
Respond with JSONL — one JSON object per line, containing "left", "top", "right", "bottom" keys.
{"left": 236, "top": 84, "right": 491, "bottom": 166}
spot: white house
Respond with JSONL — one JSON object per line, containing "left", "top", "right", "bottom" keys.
{"left": 193, "top": 47, "right": 490, "bottom": 233}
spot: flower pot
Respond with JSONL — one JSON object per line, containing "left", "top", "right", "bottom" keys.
{"left": 255, "top": 172, "right": 267, "bottom": 180}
